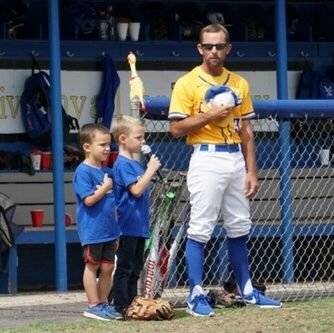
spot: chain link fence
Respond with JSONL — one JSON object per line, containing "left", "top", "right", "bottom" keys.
{"left": 138, "top": 102, "right": 334, "bottom": 305}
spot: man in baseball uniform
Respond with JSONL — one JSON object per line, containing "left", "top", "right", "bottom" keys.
{"left": 168, "top": 24, "right": 282, "bottom": 317}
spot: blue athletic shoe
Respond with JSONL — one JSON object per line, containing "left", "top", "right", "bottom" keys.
{"left": 186, "top": 285, "right": 215, "bottom": 317}
{"left": 104, "top": 304, "right": 123, "bottom": 320}
{"left": 83, "top": 303, "right": 115, "bottom": 321}
{"left": 243, "top": 289, "right": 282, "bottom": 309}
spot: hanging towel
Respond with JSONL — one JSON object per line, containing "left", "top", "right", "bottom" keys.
{"left": 96, "top": 54, "right": 120, "bottom": 129}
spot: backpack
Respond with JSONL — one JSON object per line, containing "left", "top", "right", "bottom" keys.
{"left": 20, "top": 58, "right": 80, "bottom": 147}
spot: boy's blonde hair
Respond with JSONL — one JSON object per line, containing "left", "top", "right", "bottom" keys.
{"left": 112, "top": 115, "right": 144, "bottom": 144}
{"left": 78, "top": 123, "right": 110, "bottom": 147}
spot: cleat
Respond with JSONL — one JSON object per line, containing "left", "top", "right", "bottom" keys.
{"left": 186, "top": 285, "right": 215, "bottom": 317}
{"left": 243, "top": 289, "right": 282, "bottom": 309}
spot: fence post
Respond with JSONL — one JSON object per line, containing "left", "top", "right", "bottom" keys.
{"left": 275, "top": 0, "right": 294, "bottom": 283}
{"left": 278, "top": 122, "right": 295, "bottom": 283}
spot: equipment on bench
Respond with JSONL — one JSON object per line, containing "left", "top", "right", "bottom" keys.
{"left": 0, "top": 193, "right": 24, "bottom": 272}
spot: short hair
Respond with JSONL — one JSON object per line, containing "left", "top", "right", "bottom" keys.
{"left": 199, "top": 24, "right": 230, "bottom": 44}
{"left": 78, "top": 123, "right": 110, "bottom": 146}
{"left": 111, "top": 115, "right": 144, "bottom": 144}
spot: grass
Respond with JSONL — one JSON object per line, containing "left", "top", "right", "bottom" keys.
{"left": 1, "top": 297, "right": 334, "bottom": 333}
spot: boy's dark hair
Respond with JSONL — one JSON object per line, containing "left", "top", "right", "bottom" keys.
{"left": 78, "top": 123, "right": 110, "bottom": 146}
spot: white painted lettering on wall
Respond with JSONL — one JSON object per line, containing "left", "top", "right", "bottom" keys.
{"left": 0, "top": 69, "right": 300, "bottom": 133}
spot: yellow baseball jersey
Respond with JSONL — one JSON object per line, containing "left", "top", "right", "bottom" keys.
{"left": 168, "top": 66, "right": 255, "bottom": 145}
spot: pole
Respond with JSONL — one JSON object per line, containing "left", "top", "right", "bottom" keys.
{"left": 48, "top": 0, "right": 67, "bottom": 292}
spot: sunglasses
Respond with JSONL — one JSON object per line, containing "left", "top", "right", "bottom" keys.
{"left": 201, "top": 43, "right": 228, "bottom": 51}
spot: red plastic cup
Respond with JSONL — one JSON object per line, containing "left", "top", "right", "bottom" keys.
{"left": 30, "top": 209, "right": 44, "bottom": 228}
{"left": 108, "top": 151, "right": 118, "bottom": 167}
{"left": 101, "top": 154, "right": 109, "bottom": 166}
{"left": 65, "top": 213, "right": 72, "bottom": 227}
{"left": 102, "top": 151, "right": 118, "bottom": 167}
{"left": 41, "top": 152, "right": 52, "bottom": 170}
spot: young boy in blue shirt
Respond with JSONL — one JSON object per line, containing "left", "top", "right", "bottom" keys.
{"left": 110, "top": 115, "right": 161, "bottom": 316}
{"left": 73, "top": 123, "right": 121, "bottom": 321}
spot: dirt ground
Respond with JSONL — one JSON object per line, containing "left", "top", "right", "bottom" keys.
{"left": 1, "top": 291, "right": 334, "bottom": 333}
{"left": 0, "top": 291, "right": 87, "bottom": 328}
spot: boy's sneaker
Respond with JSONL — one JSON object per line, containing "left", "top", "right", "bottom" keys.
{"left": 83, "top": 303, "right": 115, "bottom": 321}
{"left": 104, "top": 304, "right": 123, "bottom": 320}
{"left": 243, "top": 289, "right": 282, "bottom": 309}
{"left": 186, "top": 285, "right": 215, "bottom": 317}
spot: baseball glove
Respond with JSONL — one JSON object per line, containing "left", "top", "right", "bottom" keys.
{"left": 125, "top": 296, "right": 175, "bottom": 321}
{"left": 207, "top": 289, "right": 247, "bottom": 308}
{"left": 223, "top": 280, "right": 267, "bottom": 294}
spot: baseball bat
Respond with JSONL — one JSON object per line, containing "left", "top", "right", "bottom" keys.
{"left": 154, "top": 176, "right": 189, "bottom": 297}
{"left": 149, "top": 172, "right": 187, "bottom": 298}
{"left": 143, "top": 189, "right": 175, "bottom": 298}
{"left": 155, "top": 201, "right": 189, "bottom": 298}
{"left": 144, "top": 173, "right": 185, "bottom": 261}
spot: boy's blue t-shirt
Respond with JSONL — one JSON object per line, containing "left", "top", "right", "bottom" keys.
{"left": 112, "top": 155, "right": 150, "bottom": 238}
{"left": 73, "top": 162, "right": 121, "bottom": 246}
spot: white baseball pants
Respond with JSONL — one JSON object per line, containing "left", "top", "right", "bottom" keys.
{"left": 187, "top": 149, "right": 252, "bottom": 243}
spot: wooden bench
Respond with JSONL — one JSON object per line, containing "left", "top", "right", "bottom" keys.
{"left": 0, "top": 171, "right": 79, "bottom": 293}
{"left": 166, "top": 167, "right": 334, "bottom": 233}
{"left": 0, "top": 171, "right": 76, "bottom": 227}
{"left": 251, "top": 167, "right": 334, "bottom": 227}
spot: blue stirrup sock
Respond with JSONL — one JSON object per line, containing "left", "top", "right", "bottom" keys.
{"left": 185, "top": 238, "right": 205, "bottom": 293}
{"left": 227, "top": 235, "right": 253, "bottom": 296}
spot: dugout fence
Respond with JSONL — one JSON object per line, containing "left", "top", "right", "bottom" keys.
{"left": 138, "top": 98, "right": 334, "bottom": 305}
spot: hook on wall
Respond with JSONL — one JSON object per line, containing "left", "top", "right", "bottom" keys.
{"left": 171, "top": 50, "right": 180, "bottom": 57}
{"left": 101, "top": 51, "right": 107, "bottom": 57}
{"left": 134, "top": 50, "right": 144, "bottom": 57}
{"left": 267, "top": 51, "right": 276, "bottom": 57}
{"left": 31, "top": 50, "right": 40, "bottom": 57}
{"left": 66, "top": 50, "right": 75, "bottom": 57}
{"left": 236, "top": 51, "right": 245, "bottom": 58}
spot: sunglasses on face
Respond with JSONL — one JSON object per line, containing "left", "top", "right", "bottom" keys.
{"left": 201, "top": 43, "right": 228, "bottom": 51}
